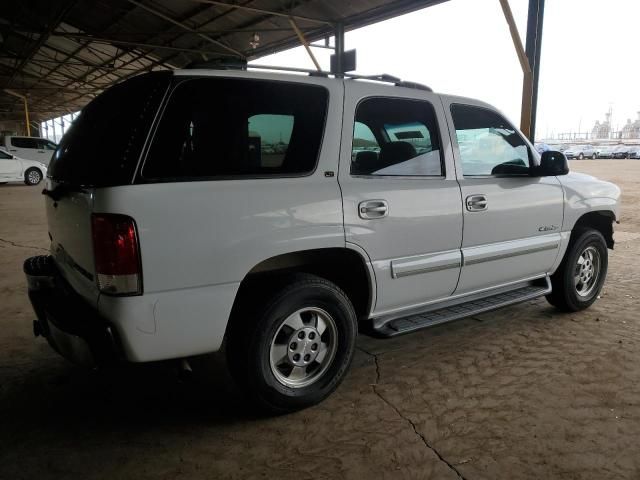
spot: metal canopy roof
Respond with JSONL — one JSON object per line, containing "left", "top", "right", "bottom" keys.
{"left": 0, "top": 0, "right": 448, "bottom": 125}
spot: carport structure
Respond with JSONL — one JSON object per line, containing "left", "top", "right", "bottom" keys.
{"left": 0, "top": 0, "right": 544, "bottom": 138}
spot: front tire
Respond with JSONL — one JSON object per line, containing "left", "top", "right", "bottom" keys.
{"left": 546, "top": 228, "right": 608, "bottom": 312}
{"left": 578, "top": 153, "right": 584, "bottom": 160}
{"left": 226, "top": 274, "right": 357, "bottom": 413}
{"left": 24, "top": 168, "right": 42, "bottom": 186}
{"left": 592, "top": 153, "right": 597, "bottom": 159}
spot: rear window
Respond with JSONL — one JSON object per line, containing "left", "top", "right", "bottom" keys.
{"left": 141, "top": 77, "right": 328, "bottom": 180}
{"left": 11, "top": 137, "right": 39, "bottom": 149}
{"left": 49, "top": 72, "right": 170, "bottom": 186}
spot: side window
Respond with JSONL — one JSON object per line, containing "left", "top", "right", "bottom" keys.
{"left": 11, "top": 137, "right": 38, "bottom": 149}
{"left": 0, "top": 150, "right": 12, "bottom": 159}
{"left": 40, "top": 140, "right": 57, "bottom": 151}
{"left": 143, "top": 78, "right": 328, "bottom": 180}
{"left": 352, "top": 121, "right": 380, "bottom": 162}
{"left": 248, "top": 114, "right": 294, "bottom": 168}
{"left": 451, "top": 104, "right": 531, "bottom": 176}
{"left": 351, "top": 98, "right": 443, "bottom": 177}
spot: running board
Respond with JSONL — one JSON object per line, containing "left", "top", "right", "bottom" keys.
{"left": 371, "top": 279, "right": 551, "bottom": 338}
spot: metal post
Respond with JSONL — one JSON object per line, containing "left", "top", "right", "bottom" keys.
{"left": 498, "top": 0, "right": 533, "bottom": 139}
{"left": 334, "top": 23, "right": 345, "bottom": 76}
{"left": 524, "top": 0, "right": 545, "bottom": 142}
{"left": 4, "top": 89, "right": 31, "bottom": 136}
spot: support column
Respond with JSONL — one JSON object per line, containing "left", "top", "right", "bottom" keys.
{"left": 525, "top": 0, "right": 545, "bottom": 142}
{"left": 334, "top": 23, "right": 345, "bottom": 76}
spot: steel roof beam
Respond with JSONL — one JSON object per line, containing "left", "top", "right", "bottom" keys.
{"left": 7, "top": 0, "right": 79, "bottom": 86}
{"left": 127, "top": 0, "right": 245, "bottom": 58}
{"left": 191, "top": 0, "right": 333, "bottom": 26}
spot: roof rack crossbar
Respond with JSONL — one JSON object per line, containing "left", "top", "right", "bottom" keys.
{"left": 186, "top": 62, "right": 432, "bottom": 91}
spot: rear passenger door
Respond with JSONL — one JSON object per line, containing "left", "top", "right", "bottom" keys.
{"left": 339, "top": 83, "right": 463, "bottom": 317}
{"left": 443, "top": 100, "right": 564, "bottom": 294}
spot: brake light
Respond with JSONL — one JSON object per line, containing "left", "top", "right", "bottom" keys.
{"left": 91, "top": 213, "right": 142, "bottom": 295}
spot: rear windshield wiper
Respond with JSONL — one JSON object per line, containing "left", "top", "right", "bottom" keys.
{"left": 42, "top": 184, "right": 88, "bottom": 201}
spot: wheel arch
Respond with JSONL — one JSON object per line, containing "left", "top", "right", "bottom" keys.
{"left": 572, "top": 210, "right": 616, "bottom": 249}
{"left": 229, "top": 247, "right": 375, "bottom": 325}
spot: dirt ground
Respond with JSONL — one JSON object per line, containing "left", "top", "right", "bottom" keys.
{"left": 1, "top": 160, "right": 639, "bottom": 480}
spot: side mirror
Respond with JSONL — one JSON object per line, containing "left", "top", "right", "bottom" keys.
{"left": 537, "top": 150, "right": 569, "bottom": 176}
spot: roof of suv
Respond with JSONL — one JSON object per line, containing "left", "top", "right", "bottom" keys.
{"left": 173, "top": 66, "right": 435, "bottom": 94}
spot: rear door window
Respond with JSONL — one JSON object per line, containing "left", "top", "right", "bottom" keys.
{"left": 142, "top": 78, "right": 328, "bottom": 180}
{"left": 350, "top": 97, "right": 443, "bottom": 177}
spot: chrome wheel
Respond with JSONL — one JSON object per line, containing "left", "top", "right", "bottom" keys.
{"left": 574, "top": 246, "right": 601, "bottom": 297}
{"left": 269, "top": 307, "right": 338, "bottom": 388}
{"left": 27, "top": 169, "right": 41, "bottom": 185}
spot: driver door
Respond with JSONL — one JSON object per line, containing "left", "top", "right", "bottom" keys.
{"left": 443, "top": 100, "right": 565, "bottom": 294}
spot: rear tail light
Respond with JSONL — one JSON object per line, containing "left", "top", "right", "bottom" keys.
{"left": 91, "top": 213, "right": 142, "bottom": 295}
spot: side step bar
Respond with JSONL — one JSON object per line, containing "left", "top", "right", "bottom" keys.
{"left": 371, "top": 278, "right": 552, "bottom": 338}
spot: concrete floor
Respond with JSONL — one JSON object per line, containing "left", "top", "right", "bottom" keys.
{"left": 1, "top": 160, "right": 639, "bottom": 479}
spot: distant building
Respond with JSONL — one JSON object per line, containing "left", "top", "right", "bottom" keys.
{"left": 591, "top": 111, "right": 611, "bottom": 139}
{"left": 620, "top": 113, "right": 640, "bottom": 139}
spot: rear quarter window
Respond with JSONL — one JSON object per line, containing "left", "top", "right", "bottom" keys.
{"left": 49, "top": 72, "right": 170, "bottom": 186}
{"left": 141, "top": 77, "right": 328, "bottom": 181}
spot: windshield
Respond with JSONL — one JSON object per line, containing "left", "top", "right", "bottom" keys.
{"left": 49, "top": 72, "right": 170, "bottom": 186}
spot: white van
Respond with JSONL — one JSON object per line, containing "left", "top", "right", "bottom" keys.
{"left": 2, "top": 136, "right": 57, "bottom": 165}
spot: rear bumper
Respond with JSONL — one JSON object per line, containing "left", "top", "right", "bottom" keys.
{"left": 24, "top": 255, "right": 122, "bottom": 367}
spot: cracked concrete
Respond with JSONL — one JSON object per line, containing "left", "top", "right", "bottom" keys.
{"left": 0, "top": 237, "right": 48, "bottom": 252}
{"left": 358, "top": 347, "right": 468, "bottom": 479}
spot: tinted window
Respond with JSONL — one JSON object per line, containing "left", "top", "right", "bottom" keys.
{"left": 11, "top": 137, "right": 38, "bottom": 149}
{"left": 142, "top": 78, "right": 328, "bottom": 180}
{"left": 49, "top": 72, "right": 170, "bottom": 186}
{"left": 248, "top": 114, "right": 294, "bottom": 168}
{"left": 451, "top": 104, "right": 531, "bottom": 176}
{"left": 0, "top": 150, "right": 12, "bottom": 159}
{"left": 351, "top": 98, "right": 443, "bottom": 176}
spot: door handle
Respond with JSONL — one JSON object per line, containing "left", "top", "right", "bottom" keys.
{"left": 359, "top": 200, "right": 388, "bottom": 219}
{"left": 466, "top": 194, "right": 488, "bottom": 212}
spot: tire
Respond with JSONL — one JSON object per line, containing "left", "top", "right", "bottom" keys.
{"left": 578, "top": 153, "right": 584, "bottom": 160}
{"left": 592, "top": 153, "right": 597, "bottom": 159}
{"left": 24, "top": 168, "right": 42, "bottom": 186}
{"left": 226, "top": 273, "right": 357, "bottom": 413}
{"left": 546, "top": 228, "right": 608, "bottom": 312}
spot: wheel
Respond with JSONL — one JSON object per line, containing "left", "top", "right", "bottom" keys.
{"left": 592, "top": 153, "right": 597, "bottom": 159}
{"left": 24, "top": 168, "right": 42, "bottom": 186}
{"left": 546, "top": 228, "right": 608, "bottom": 312}
{"left": 578, "top": 153, "right": 584, "bottom": 160}
{"left": 226, "top": 273, "right": 357, "bottom": 413}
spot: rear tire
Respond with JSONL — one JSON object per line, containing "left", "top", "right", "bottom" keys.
{"left": 592, "top": 153, "right": 597, "bottom": 159}
{"left": 24, "top": 168, "right": 42, "bottom": 186}
{"left": 578, "top": 153, "right": 584, "bottom": 160}
{"left": 546, "top": 228, "right": 608, "bottom": 312}
{"left": 226, "top": 273, "right": 357, "bottom": 413}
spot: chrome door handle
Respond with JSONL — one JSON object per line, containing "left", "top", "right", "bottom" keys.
{"left": 359, "top": 200, "right": 388, "bottom": 219}
{"left": 466, "top": 194, "right": 488, "bottom": 212}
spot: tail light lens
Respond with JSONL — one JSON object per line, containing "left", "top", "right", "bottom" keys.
{"left": 91, "top": 213, "right": 142, "bottom": 295}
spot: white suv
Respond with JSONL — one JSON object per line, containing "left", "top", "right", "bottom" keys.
{"left": 24, "top": 69, "right": 620, "bottom": 412}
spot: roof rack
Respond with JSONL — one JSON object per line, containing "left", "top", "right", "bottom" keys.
{"left": 185, "top": 61, "right": 432, "bottom": 92}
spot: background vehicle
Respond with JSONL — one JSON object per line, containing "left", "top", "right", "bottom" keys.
{"left": 24, "top": 70, "right": 620, "bottom": 412}
{"left": 0, "top": 149, "right": 46, "bottom": 185}
{"left": 564, "top": 144, "right": 597, "bottom": 159}
{"left": 1, "top": 136, "right": 57, "bottom": 165}
{"left": 612, "top": 144, "right": 632, "bottom": 159}
{"left": 535, "top": 142, "right": 550, "bottom": 153}
{"left": 596, "top": 145, "right": 614, "bottom": 159}
{"left": 628, "top": 146, "right": 640, "bottom": 159}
